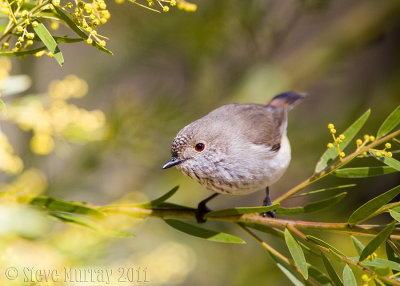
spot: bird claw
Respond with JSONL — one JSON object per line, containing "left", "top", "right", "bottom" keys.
{"left": 195, "top": 202, "right": 210, "bottom": 223}
{"left": 261, "top": 210, "right": 276, "bottom": 218}
{"left": 261, "top": 186, "right": 276, "bottom": 218}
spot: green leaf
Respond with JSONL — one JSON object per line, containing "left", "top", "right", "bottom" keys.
{"left": 32, "top": 20, "right": 64, "bottom": 66}
{"left": 377, "top": 105, "right": 400, "bottom": 138}
{"left": 386, "top": 242, "right": 400, "bottom": 266}
{"left": 332, "top": 166, "right": 398, "bottom": 178}
{"left": 284, "top": 228, "right": 308, "bottom": 279}
{"left": 306, "top": 266, "right": 333, "bottom": 286}
{"left": 164, "top": 219, "right": 245, "bottom": 244}
{"left": 315, "top": 109, "right": 370, "bottom": 173}
{"left": 136, "top": 186, "right": 179, "bottom": 208}
{"left": 350, "top": 257, "right": 400, "bottom": 271}
{"left": 276, "top": 263, "right": 305, "bottom": 286}
{"left": 321, "top": 253, "right": 343, "bottom": 286}
{"left": 53, "top": 6, "right": 113, "bottom": 55}
{"left": 30, "top": 196, "right": 104, "bottom": 218}
{"left": 342, "top": 265, "right": 356, "bottom": 286}
{"left": 359, "top": 221, "right": 396, "bottom": 261}
{"left": 277, "top": 192, "right": 347, "bottom": 215}
{"left": 348, "top": 185, "right": 400, "bottom": 224}
{"left": 306, "top": 235, "right": 345, "bottom": 257}
{"left": 50, "top": 212, "right": 133, "bottom": 237}
{"left": 291, "top": 184, "right": 356, "bottom": 198}
{"left": 206, "top": 204, "right": 280, "bottom": 217}
{"left": 371, "top": 153, "right": 400, "bottom": 172}
{"left": 268, "top": 250, "right": 305, "bottom": 286}
{"left": 390, "top": 210, "right": 400, "bottom": 223}
{"left": 351, "top": 236, "right": 365, "bottom": 256}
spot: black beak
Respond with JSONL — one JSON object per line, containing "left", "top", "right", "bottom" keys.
{"left": 162, "top": 157, "right": 184, "bottom": 169}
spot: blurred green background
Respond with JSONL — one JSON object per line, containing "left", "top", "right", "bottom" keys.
{"left": 1, "top": 0, "right": 400, "bottom": 285}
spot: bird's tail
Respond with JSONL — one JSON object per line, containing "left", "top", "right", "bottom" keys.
{"left": 267, "top": 91, "right": 307, "bottom": 110}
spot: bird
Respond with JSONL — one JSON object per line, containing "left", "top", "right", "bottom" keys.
{"left": 162, "top": 91, "right": 307, "bottom": 223}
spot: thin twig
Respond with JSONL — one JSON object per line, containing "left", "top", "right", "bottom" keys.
{"left": 274, "top": 129, "right": 400, "bottom": 203}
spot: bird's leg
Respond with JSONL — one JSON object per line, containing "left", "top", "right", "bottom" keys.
{"left": 262, "top": 186, "right": 276, "bottom": 218}
{"left": 196, "top": 193, "right": 219, "bottom": 223}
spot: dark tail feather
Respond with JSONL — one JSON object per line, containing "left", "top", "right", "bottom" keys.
{"left": 267, "top": 91, "right": 307, "bottom": 110}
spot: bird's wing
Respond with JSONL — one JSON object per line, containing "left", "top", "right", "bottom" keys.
{"left": 234, "top": 104, "right": 286, "bottom": 150}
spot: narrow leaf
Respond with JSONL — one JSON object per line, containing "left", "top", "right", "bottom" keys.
{"left": 359, "top": 221, "right": 396, "bottom": 261}
{"left": 371, "top": 153, "right": 400, "bottom": 172}
{"left": 333, "top": 166, "right": 398, "bottom": 178}
{"left": 206, "top": 204, "right": 280, "bottom": 217}
{"left": 291, "top": 184, "right": 356, "bottom": 198}
{"left": 315, "top": 109, "right": 370, "bottom": 172}
{"left": 277, "top": 192, "right": 346, "bottom": 215}
{"left": 268, "top": 251, "right": 305, "bottom": 286}
{"left": 386, "top": 242, "right": 400, "bottom": 266}
{"left": 32, "top": 20, "right": 64, "bottom": 66}
{"left": 348, "top": 185, "right": 400, "bottom": 224}
{"left": 54, "top": 6, "right": 113, "bottom": 55}
{"left": 164, "top": 219, "right": 245, "bottom": 244}
{"left": 377, "top": 105, "right": 400, "bottom": 138}
{"left": 351, "top": 236, "right": 365, "bottom": 255}
{"left": 321, "top": 253, "right": 344, "bottom": 286}
{"left": 306, "top": 235, "right": 345, "bottom": 256}
{"left": 50, "top": 212, "right": 133, "bottom": 237}
{"left": 306, "top": 266, "right": 333, "bottom": 286}
{"left": 342, "top": 265, "right": 356, "bottom": 286}
{"left": 276, "top": 264, "right": 305, "bottom": 286}
{"left": 284, "top": 228, "right": 308, "bottom": 279}
{"left": 138, "top": 186, "right": 179, "bottom": 208}
{"left": 351, "top": 257, "right": 400, "bottom": 271}
{"left": 30, "top": 196, "right": 104, "bottom": 218}
{"left": 390, "top": 210, "right": 400, "bottom": 223}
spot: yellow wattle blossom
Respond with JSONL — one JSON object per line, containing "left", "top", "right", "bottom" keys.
{"left": 0, "top": 131, "right": 23, "bottom": 174}
{"left": 4, "top": 74, "right": 106, "bottom": 155}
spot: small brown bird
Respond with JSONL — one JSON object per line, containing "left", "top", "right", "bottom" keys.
{"left": 163, "top": 91, "right": 307, "bottom": 222}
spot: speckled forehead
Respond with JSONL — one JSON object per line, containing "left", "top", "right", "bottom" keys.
{"left": 171, "top": 134, "right": 191, "bottom": 156}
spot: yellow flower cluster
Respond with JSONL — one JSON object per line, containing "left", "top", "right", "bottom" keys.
{"left": 116, "top": 0, "right": 196, "bottom": 13}
{"left": 326, "top": 123, "right": 346, "bottom": 160}
{"left": 62, "top": 0, "right": 110, "bottom": 47}
{"left": 5, "top": 75, "right": 106, "bottom": 155}
{"left": 0, "top": 131, "right": 24, "bottom": 174}
{"left": 356, "top": 134, "right": 393, "bottom": 158}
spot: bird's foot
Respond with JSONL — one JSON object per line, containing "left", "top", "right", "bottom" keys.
{"left": 261, "top": 186, "right": 276, "bottom": 218}
{"left": 195, "top": 202, "right": 210, "bottom": 223}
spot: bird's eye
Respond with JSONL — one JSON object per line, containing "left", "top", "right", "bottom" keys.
{"left": 194, "top": 143, "right": 205, "bottom": 152}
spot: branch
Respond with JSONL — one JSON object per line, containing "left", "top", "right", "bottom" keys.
{"left": 101, "top": 206, "right": 400, "bottom": 239}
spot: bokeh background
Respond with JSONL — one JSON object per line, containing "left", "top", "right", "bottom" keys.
{"left": 1, "top": 0, "right": 400, "bottom": 285}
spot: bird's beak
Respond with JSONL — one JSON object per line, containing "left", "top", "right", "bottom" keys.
{"left": 162, "top": 157, "right": 184, "bottom": 169}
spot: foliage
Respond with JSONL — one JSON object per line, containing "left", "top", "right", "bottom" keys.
{"left": 1, "top": 1, "right": 400, "bottom": 285}
{"left": 0, "top": 0, "right": 196, "bottom": 65}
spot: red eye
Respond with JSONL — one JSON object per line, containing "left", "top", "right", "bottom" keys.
{"left": 194, "top": 143, "right": 205, "bottom": 152}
